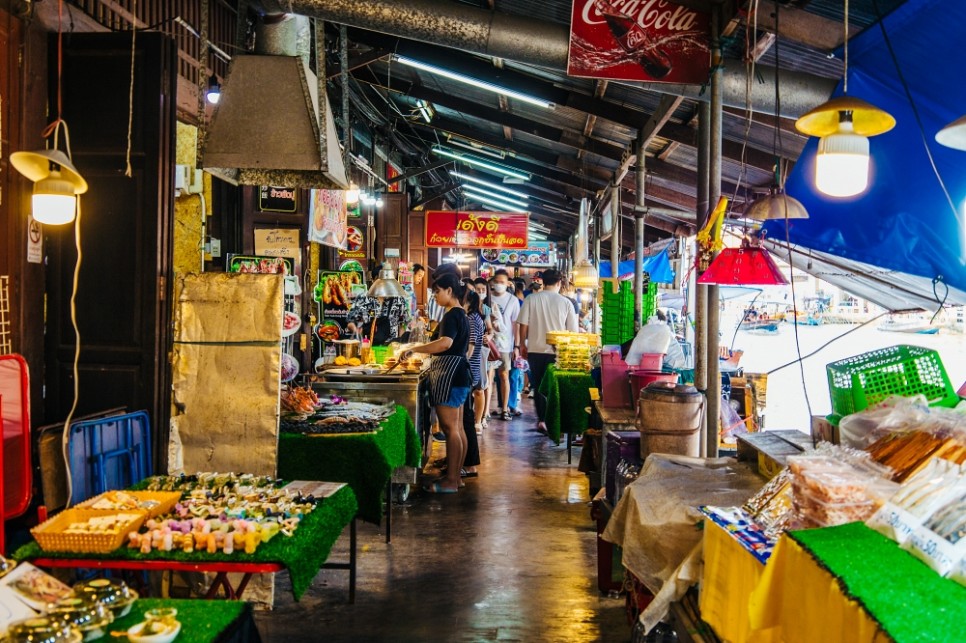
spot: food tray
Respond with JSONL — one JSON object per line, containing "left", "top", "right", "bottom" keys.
{"left": 826, "top": 345, "right": 958, "bottom": 417}
{"left": 77, "top": 491, "right": 182, "bottom": 519}
{"left": 31, "top": 509, "right": 147, "bottom": 554}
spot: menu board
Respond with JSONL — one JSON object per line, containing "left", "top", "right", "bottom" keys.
{"left": 308, "top": 189, "right": 348, "bottom": 249}
{"left": 481, "top": 241, "right": 556, "bottom": 267}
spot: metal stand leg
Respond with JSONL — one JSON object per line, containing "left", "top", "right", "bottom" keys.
{"left": 385, "top": 479, "right": 392, "bottom": 544}
{"left": 567, "top": 431, "right": 573, "bottom": 464}
{"left": 349, "top": 519, "right": 357, "bottom": 604}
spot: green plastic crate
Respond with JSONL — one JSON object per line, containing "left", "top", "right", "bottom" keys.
{"left": 826, "top": 345, "right": 959, "bottom": 418}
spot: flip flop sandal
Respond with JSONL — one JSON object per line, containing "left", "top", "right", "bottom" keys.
{"left": 423, "top": 482, "right": 459, "bottom": 494}
{"left": 460, "top": 469, "right": 479, "bottom": 478}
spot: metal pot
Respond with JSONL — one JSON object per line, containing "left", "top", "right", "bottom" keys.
{"left": 332, "top": 339, "right": 360, "bottom": 361}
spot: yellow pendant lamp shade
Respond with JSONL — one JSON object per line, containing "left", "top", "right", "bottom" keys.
{"left": 745, "top": 189, "right": 809, "bottom": 221}
{"left": 795, "top": 96, "right": 896, "bottom": 137}
{"left": 796, "top": 97, "right": 895, "bottom": 199}
{"left": 936, "top": 114, "right": 966, "bottom": 151}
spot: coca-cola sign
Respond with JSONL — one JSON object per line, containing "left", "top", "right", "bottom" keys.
{"left": 568, "top": 0, "right": 711, "bottom": 84}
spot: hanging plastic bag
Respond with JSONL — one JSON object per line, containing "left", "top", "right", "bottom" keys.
{"left": 838, "top": 395, "right": 931, "bottom": 449}
{"left": 626, "top": 317, "right": 673, "bottom": 366}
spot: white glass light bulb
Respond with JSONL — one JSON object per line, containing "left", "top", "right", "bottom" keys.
{"left": 32, "top": 175, "right": 77, "bottom": 225}
{"left": 815, "top": 119, "right": 871, "bottom": 198}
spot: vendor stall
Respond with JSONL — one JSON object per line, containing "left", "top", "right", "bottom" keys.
{"left": 538, "top": 364, "right": 594, "bottom": 447}
{"left": 277, "top": 403, "right": 420, "bottom": 535}
{"left": 14, "top": 478, "right": 358, "bottom": 602}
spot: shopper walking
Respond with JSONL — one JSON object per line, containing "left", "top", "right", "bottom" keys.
{"left": 474, "top": 278, "right": 498, "bottom": 429}
{"left": 401, "top": 273, "right": 472, "bottom": 493}
{"left": 488, "top": 269, "right": 521, "bottom": 421}
{"left": 460, "top": 289, "right": 486, "bottom": 478}
{"left": 516, "top": 269, "right": 578, "bottom": 434}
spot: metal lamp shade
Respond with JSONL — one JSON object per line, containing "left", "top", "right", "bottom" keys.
{"left": 368, "top": 265, "right": 408, "bottom": 299}
{"left": 697, "top": 246, "right": 788, "bottom": 286}
{"left": 745, "top": 190, "right": 809, "bottom": 220}
{"left": 572, "top": 260, "right": 599, "bottom": 289}
{"left": 936, "top": 114, "right": 966, "bottom": 151}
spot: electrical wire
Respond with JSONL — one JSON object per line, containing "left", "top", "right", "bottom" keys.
{"left": 765, "top": 310, "right": 890, "bottom": 376}
{"left": 63, "top": 196, "right": 83, "bottom": 508}
{"left": 869, "top": 0, "right": 960, "bottom": 222}
{"left": 930, "top": 276, "right": 949, "bottom": 325}
{"left": 124, "top": 0, "right": 137, "bottom": 178}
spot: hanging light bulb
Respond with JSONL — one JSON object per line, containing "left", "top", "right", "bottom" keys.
{"left": 205, "top": 74, "right": 221, "bottom": 105}
{"left": 345, "top": 182, "right": 360, "bottom": 204}
{"left": 10, "top": 148, "right": 87, "bottom": 225}
{"left": 794, "top": 0, "right": 895, "bottom": 198}
{"left": 572, "top": 259, "right": 599, "bottom": 288}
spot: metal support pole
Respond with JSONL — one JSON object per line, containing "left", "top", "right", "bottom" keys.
{"left": 634, "top": 138, "right": 646, "bottom": 331}
{"left": 706, "top": 7, "right": 724, "bottom": 459}
{"left": 610, "top": 185, "right": 620, "bottom": 285}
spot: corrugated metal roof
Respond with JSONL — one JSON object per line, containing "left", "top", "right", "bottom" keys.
{"left": 802, "top": 0, "right": 909, "bottom": 30}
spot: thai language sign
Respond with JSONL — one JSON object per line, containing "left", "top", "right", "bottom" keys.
{"left": 425, "top": 211, "right": 529, "bottom": 249}
{"left": 568, "top": 0, "right": 711, "bottom": 84}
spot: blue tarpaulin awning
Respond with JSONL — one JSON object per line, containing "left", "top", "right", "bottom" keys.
{"left": 598, "top": 247, "right": 675, "bottom": 283}
{"left": 764, "top": 0, "right": 966, "bottom": 310}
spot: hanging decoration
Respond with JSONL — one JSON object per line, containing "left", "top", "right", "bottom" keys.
{"left": 695, "top": 196, "right": 728, "bottom": 273}
{"left": 697, "top": 234, "right": 789, "bottom": 286}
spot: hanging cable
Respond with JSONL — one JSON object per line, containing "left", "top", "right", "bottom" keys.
{"left": 870, "top": 0, "right": 958, "bottom": 221}
{"left": 124, "top": 0, "right": 137, "bottom": 177}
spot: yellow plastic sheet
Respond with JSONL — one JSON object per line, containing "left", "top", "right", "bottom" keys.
{"left": 699, "top": 519, "right": 778, "bottom": 643}
{"left": 747, "top": 536, "right": 890, "bottom": 643}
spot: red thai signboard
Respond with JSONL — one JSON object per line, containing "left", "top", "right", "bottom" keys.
{"left": 568, "top": 0, "right": 711, "bottom": 84}
{"left": 426, "top": 211, "right": 529, "bottom": 249}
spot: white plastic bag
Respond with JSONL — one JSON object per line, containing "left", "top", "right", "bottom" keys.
{"left": 625, "top": 317, "right": 673, "bottom": 366}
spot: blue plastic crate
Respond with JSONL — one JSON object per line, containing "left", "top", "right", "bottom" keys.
{"left": 67, "top": 411, "right": 152, "bottom": 505}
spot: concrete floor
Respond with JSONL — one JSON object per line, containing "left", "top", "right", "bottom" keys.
{"left": 255, "top": 397, "right": 629, "bottom": 642}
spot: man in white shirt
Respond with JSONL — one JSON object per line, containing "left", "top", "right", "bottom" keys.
{"left": 517, "top": 269, "right": 578, "bottom": 432}
{"left": 488, "top": 269, "right": 521, "bottom": 421}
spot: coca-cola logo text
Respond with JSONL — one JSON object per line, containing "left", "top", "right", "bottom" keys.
{"left": 581, "top": 0, "right": 699, "bottom": 32}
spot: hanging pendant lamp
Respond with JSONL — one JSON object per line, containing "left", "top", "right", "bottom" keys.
{"left": 936, "top": 114, "right": 966, "bottom": 151}
{"left": 794, "top": 1, "right": 895, "bottom": 198}
{"left": 10, "top": 147, "right": 88, "bottom": 225}
{"left": 745, "top": 188, "right": 809, "bottom": 221}
{"left": 697, "top": 236, "right": 788, "bottom": 286}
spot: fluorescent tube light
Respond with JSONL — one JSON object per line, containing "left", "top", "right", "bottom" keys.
{"left": 529, "top": 231, "right": 548, "bottom": 241}
{"left": 528, "top": 221, "right": 551, "bottom": 233}
{"left": 450, "top": 171, "right": 529, "bottom": 199}
{"left": 464, "top": 192, "right": 527, "bottom": 213}
{"left": 396, "top": 56, "right": 554, "bottom": 109}
{"left": 432, "top": 147, "right": 529, "bottom": 181}
{"left": 415, "top": 99, "right": 434, "bottom": 123}
{"left": 447, "top": 139, "right": 506, "bottom": 160}
{"left": 463, "top": 187, "right": 528, "bottom": 211}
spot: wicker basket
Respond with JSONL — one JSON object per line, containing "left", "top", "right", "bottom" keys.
{"left": 76, "top": 491, "right": 182, "bottom": 519}
{"left": 31, "top": 509, "right": 147, "bottom": 554}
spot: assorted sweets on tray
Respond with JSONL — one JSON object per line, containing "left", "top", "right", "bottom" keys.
{"left": 128, "top": 473, "right": 319, "bottom": 554}
{"left": 30, "top": 473, "right": 325, "bottom": 557}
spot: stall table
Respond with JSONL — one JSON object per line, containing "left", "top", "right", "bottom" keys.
{"left": 14, "top": 485, "right": 358, "bottom": 602}
{"left": 538, "top": 364, "right": 594, "bottom": 452}
{"left": 748, "top": 522, "right": 966, "bottom": 643}
{"left": 592, "top": 397, "right": 640, "bottom": 493}
{"left": 110, "top": 598, "right": 260, "bottom": 643}
{"left": 277, "top": 404, "right": 420, "bottom": 542}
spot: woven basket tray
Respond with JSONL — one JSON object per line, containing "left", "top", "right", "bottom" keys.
{"left": 76, "top": 491, "right": 182, "bottom": 519}
{"left": 31, "top": 509, "right": 147, "bottom": 554}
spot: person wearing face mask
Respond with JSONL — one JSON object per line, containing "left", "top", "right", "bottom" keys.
{"left": 487, "top": 269, "right": 521, "bottom": 421}
{"left": 473, "top": 277, "right": 496, "bottom": 431}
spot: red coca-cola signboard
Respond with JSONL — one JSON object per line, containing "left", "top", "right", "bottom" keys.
{"left": 426, "top": 211, "right": 528, "bottom": 249}
{"left": 568, "top": 0, "right": 711, "bottom": 84}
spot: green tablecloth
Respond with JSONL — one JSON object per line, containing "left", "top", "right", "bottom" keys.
{"left": 277, "top": 405, "right": 420, "bottom": 524}
{"left": 790, "top": 523, "right": 966, "bottom": 642}
{"left": 13, "top": 485, "right": 357, "bottom": 601}
{"left": 538, "top": 364, "right": 594, "bottom": 445}
{"left": 110, "top": 599, "right": 255, "bottom": 643}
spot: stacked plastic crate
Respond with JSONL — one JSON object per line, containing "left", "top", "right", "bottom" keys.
{"left": 601, "top": 280, "right": 649, "bottom": 345}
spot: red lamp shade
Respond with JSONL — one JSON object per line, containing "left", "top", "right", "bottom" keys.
{"left": 697, "top": 245, "right": 788, "bottom": 286}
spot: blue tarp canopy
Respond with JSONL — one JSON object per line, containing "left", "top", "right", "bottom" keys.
{"left": 598, "top": 246, "right": 675, "bottom": 283}
{"left": 764, "top": 0, "right": 966, "bottom": 310}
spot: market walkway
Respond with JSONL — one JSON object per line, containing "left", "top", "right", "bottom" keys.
{"left": 256, "top": 398, "right": 628, "bottom": 642}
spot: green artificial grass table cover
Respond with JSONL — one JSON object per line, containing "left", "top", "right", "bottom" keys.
{"left": 13, "top": 485, "right": 357, "bottom": 601}
{"left": 109, "top": 599, "right": 251, "bottom": 643}
{"left": 277, "top": 405, "right": 420, "bottom": 524}
{"left": 789, "top": 522, "right": 966, "bottom": 643}
{"left": 538, "top": 364, "right": 594, "bottom": 444}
